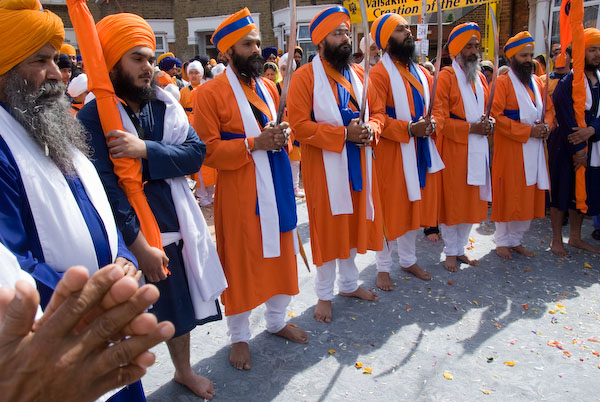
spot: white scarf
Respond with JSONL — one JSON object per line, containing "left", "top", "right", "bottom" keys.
{"left": 381, "top": 53, "right": 444, "bottom": 201}
{"left": 507, "top": 68, "right": 550, "bottom": 190}
{"left": 118, "top": 87, "right": 227, "bottom": 320}
{"left": 0, "top": 107, "right": 118, "bottom": 274}
{"left": 0, "top": 242, "right": 42, "bottom": 318}
{"left": 224, "top": 67, "right": 299, "bottom": 257}
{"left": 311, "top": 54, "right": 374, "bottom": 220}
{"left": 452, "top": 59, "right": 492, "bottom": 201}
{"left": 585, "top": 70, "right": 600, "bottom": 167}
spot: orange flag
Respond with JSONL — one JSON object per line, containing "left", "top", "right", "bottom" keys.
{"left": 65, "top": 0, "right": 167, "bottom": 272}
{"left": 560, "top": 0, "right": 573, "bottom": 54}
{"left": 569, "top": 0, "right": 588, "bottom": 213}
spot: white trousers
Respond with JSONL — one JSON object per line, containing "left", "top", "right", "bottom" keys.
{"left": 291, "top": 160, "right": 301, "bottom": 189}
{"left": 494, "top": 220, "right": 531, "bottom": 247}
{"left": 440, "top": 223, "right": 473, "bottom": 256}
{"left": 315, "top": 249, "right": 359, "bottom": 301}
{"left": 194, "top": 174, "right": 214, "bottom": 207}
{"left": 226, "top": 294, "right": 291, "bottom": 343}
{"left": 375, "top": 229, "right": 418, "bottom": 272}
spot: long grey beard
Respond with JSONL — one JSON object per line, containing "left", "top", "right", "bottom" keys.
{"left": 2, "top": 69, "right": 89, "bottom": 174}
{"left": 457, "top": 52, "right": 481, "bottom": 84}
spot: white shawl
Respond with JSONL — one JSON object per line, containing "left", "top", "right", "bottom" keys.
{"left": 452, "top": 59, "right": 492, "bottom": 201}
{"left": 585, "top": 70, "right": 600, "bottom": 167}
{"left": 507, "top": 69, "right": 550, "bottom": 190}
{"left": 117, "top": 87, "right": 227, "bottom": 320}
{"left": 312, "top": 54, "right": 374, "bottom": 220}
{"left": 381, "top": 53, "right": 444, "bottom": 201}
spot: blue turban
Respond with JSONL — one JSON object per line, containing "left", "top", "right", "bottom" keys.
{"left": 158, "top": 56, "right": 182, "bottom": 71}
{"left": 262, "top": 46, "right": 277, "bottom": 60}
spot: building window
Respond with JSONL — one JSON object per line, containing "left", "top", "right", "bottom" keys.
{"left": 297, "top": 24, "right": 317, "bottom": 64}
{"left": 155, "top": 34, "right": 168, "bottom": 57}
{"left": 551, "top": 0, "right": 600, "bottom": 45}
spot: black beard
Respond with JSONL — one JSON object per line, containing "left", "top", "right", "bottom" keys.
{"left": 511, "top": 58, "right": 533, "bottom": 84}
{"left": 323, "top": 40, "right": 352, "bottom": 71}
{"left": 204, "top": 65, "right": 214, "bottom": 79}
{"left": 388, "top": 35, "right": 416, "bottom": 65}
{"left": 111, "top": 62, "right": 156, "bottom": 105}
{"left": 585, "top": 62, "right": 600, "bottom": 72}
{"left": 231, "top": 50, "right": 264, "bottom": 84}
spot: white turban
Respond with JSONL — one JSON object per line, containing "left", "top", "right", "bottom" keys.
{"left": 278, "top": 53, "right": 296, "bottom": 71}
{"left": 186, "top": 60, "right": 204, "bottom": 77}
{"left": 67, "top": 73, "right": 88, "bottom": 98}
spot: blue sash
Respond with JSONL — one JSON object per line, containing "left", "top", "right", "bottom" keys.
{"left": 503, "top": 109, "right": 520, "bottom": 121}
{"left": 337, "top": 67, "right": 363, "bottom": 192}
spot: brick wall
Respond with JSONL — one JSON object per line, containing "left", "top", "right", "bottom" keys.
{"left": 499, "top": 0, "right": 530, "bottom": 54}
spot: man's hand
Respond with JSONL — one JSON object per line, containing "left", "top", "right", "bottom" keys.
{"left": 409, "top": 118, "right": 435, "bottom": 138}
{"left": 530, "top": 122, "right": 550, "bottom": 140}
{"left": 469, "top": 117, "right": 494, "bottom": 136}
{"left": 346, "top": 118, "right": 373, "bottom": 145}
{"left": 573, "top": 148, "right": 588, "bottom": 170}
{"left": 569, "top": 126, "right": 595, "bottom": 145}
{"left": 253, "top": 122, "right": 288, "bottom": 151}
{"left": 129, "top": 233, "right": 169, "bottom": 283}
{"left": 0, "top": 265, "right": 175, "bottom": 402}
{"left": 107, "top": 130, "right": 148, "bottom": 159}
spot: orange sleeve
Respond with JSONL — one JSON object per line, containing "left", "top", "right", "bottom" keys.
{"left": 491, "top": 76, "right": 532, "bottom": 143}
{"left": 433, "top": 70, "right": 469, "bottom": 145}
{"left": 369, "top": 63, "right": 410, "bottom": 143}
{"left": 192, "top": 79, "right": 254, "bottom": 171}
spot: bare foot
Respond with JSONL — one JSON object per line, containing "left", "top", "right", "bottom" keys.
{"left": 339, "top": 286, "right": 379, "bottom": 301}
{"left": 174, "top": 370, "right": 215, "bottom": 400}
{"left": 426, "top": 233, "right": 440, "bottom": 242}
{"left": 274, "top": 323, "right": 308, "bottom": 343}
{"left": 229, "top": 342, "right": 251, "bottom": 370}
{"left": 314, "top": 299, "right": 332, "bottom": 323}
{"left": 376, "top": 272, "right": 395, "bottom": 291}
{"left": 402, "top": 264, "right": 432, "bottom": 280}
{"left": 444, "top": 256, "right": 458, "bottom": 272}
{"left": 568, "top": 238, "right": 600, "bottom": 254}
{"left": 511, "top": 245, "right": 535, "bottom": 257}
{"left": 496, "top": 246, "right": 512, "bottom": 259}
{"left": 457, "top": 254, "right": 480, "bottom": 266}
{"left": 550, "top": 240, "right": 569, "bottom": 257}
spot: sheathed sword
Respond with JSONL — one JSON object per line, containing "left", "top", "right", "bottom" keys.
{"left": 484, "top": 5, "right": 499, "bottom": 119}
{"left": 358, "top": 0, "right": 371, "bottom": 124}
{"left": 425, "top": 0, "right": 443, "bottom": 121}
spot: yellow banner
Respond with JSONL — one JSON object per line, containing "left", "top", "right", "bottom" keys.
{"left": 343, "top": 0, "right": 495, "bottom": 23}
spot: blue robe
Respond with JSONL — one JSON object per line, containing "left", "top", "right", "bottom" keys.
{"left": 551, "top": 72, "right": 600, "bottom": 215}
{"left": 78, "top": 98, "right": 222, "bottom": 337}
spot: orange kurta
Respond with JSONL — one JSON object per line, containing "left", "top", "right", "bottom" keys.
{"left": 193, "top": 74, "right": 298, "bottom": 316}
{"left": 287, "top": 61, "right": 384, "bottom": 266}
{"left": 491, "top": 74, "right": 555, "bottom": 222}
{"left": 181, "top": 83, "right": 217, "bottom": 187}
{"left": 369, "top": 61, "right": 440, "bottom": 241}
{"left": 433, "top": 68, "right": 490, "bottom": 226}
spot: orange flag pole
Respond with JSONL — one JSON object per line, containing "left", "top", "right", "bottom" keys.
{"left": 570, "top": 0, "right": 589, "bottom": 213}
{"left": 65, "top": 0, "right": 167, "bottom": 272}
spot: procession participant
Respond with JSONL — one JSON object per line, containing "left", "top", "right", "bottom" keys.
{"left": 0, "top": 2, "right": 152, "bottom": 400}
{"left": 60, "top": 43, "right": 77, "bottom": 64}
{"left": 481, "top": 59, "right": 494, "bottom": 84}
{"left": 58, "top": 53, "right": 72, "bottom": 85}
{"left": 368, "top": 13, "right": 444, "bottom": 289}
{"left": 67, "top": 72, "right": 88, "bottom": 114}
{"left": 294, "top": 45, "right": 303, "bottom": 67}
{"left": 359, "top": 36, "right": 381, "bottom": 67}
{"left": 78, "top": 13, "right": 227, "bottom": 399}
{"left": 491, "top": 31, "right": 554, "bottom": 259}
{"left": 194, "top": 7, "right": 307, "bottom": 371}
{"left": 547, "top": 45, "right": 571, "bottom": 98}
{"left": 262, "top": 46, "right": 278, "bottom": 63}
{"left": 179, "top": 60, "right": 204, "bottom": 120}
{"left": 550, "top": 27, "right": 600, "bottom": 256}
{"left": 287, "top": 5, "right": 384, "bottom": 321}
{"left": 432, "top": 22, "right": 493, "bottom": 272}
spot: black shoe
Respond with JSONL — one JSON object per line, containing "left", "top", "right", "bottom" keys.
{"left": 592, "top": 229, "right": 600, "bottom": 241}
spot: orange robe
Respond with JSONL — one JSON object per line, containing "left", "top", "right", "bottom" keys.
{"left": 369, "top": 61, "right": 440, "bottom": 241}
{"left": 432, "top": 68, "right": 490, "bottom": 226}
{"left": 193, "top": 74, "right": 298, "bottom": 316}
{"left": 491, "top": 74, "right": 555, "bottom": 222}
{"left": 287, "top": 61, "right": 384, "bottom": 266}
{"left": 180, "top": 83, "right": 217, "bottom": 188}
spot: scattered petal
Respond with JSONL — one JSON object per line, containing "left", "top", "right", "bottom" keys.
{"left": 363, "top": 367, "right": 373, "bottom": 374}
{"left": 473, "top": 300, "right": 479, "bottom": 305}
{"left": 563, "top": 351, "right": 572, "bottom": 358}
{"left": 482, "top": 390, "right": 491, "bottom": 395}
{"left": 288, "top": 312, "right": 295, "bottom": 317}
{"left": 549, "top": 309, "right": 557, "bottom": 314}
{"left": 328, "top": 349, "right": 336, "bottom": 355}
{"left": 523, "top": 304, "right": 529, "bottom": 310}
{"left": 289, "top": 323, "right": 297, "bottom": 328}
{"left": 504, "top": 361, "right": 516, "bottom": 366}
{"left": 406, "top": 305, "right": 411, "bottom": 312}
{"left": 469, "top": 237, "right": 475, "bottom": 243}
{"left": 493, "top": 323, "right": 502, "bottom": 328}
{"left": 525, "top": 267, "right": 531, "bottom": 273}
{"left": 589, "top": 338, "right": 600, "bottom": 343}
{"left": 355, "top": 362, "right": 363, "bottom": 369}
{"left": 351, "top": 317, "right": 356, "bottom": 321}
{"left": 584, "top": 262, "right": 593, "bottom": 269}
{"left": 443, "top": 371, "right": 453, "bottom": 380}
{"left": 447, "top": 281, "right": 454, "bottom": 285}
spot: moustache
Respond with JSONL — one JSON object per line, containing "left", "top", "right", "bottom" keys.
{"left": 36, "top": 80, "right": 65, "bottom": 101}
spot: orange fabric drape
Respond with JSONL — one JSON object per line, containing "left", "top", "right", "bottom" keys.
{"left": 65, "top": 0, "right": 167, "bottom": 272}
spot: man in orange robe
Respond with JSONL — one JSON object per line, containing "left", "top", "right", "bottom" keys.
{"left": 287, "top": 6, "right": 384, "bottom": 323}
{"left": 194, "top": 8, "right": 307, "bottom": 371}
{"left": 368, "top": 13, "right": 442, "bottom": 290}
{"left": 433, "top": 22, "right": 493, "bottom": 272}
{"left": 491, "top": 32, "right": 554, "bottom": 259}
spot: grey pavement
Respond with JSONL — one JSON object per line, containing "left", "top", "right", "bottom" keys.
{"left": 144, "top": 201, "right": 600, "bottom": 401}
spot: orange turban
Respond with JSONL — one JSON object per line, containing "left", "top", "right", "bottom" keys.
{"left": 504, "top": 31, "right": 534, "bottom": 59}
{"left": 447, "top": 22, "right": 480, "bottom": 56}
{"left": 211, "top": 8, "right": 257, "bottom": 54}
{"left": 584, "top": 27, "right": 600, "bottom": 49}
{"left": 60, "top": 43, "right": 76, "bottom": 56}
{"left": 370, "top": 13, "right": 407, "bottom": 50}
{"left": 96, "top": 13, "right": 156, "bottom": 71}
{"left": 0, "top": 0, "right": 64, "bottom": 76}
{"left": 309, "top": 6, "right": 350, "bottom": 46}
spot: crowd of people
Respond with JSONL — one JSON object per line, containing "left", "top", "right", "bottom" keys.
{"left": 1, "top": 0, "right": 599, "bottom": 401}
